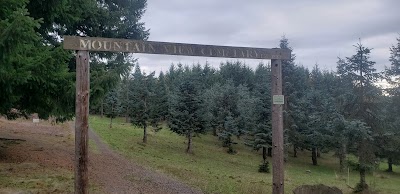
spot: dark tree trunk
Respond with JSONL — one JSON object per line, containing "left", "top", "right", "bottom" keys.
{"left": 125, "top": 89, "right": 129, "bottom": 123}
{"left": 213, "top": 128, "right": 217, "bottom": 136}
{"left": 268, "top": 147, "right": 272, "bottom": 157}
{"left": 263, "top": 147, "right": 267, "bottom": 164}
{"left": 339, "top": 142, "right": 347, "bottom": 173}
{"left": 125, "top": 111, "right": 129, "bottom": 123}
{"left": 359, "top": 168, "right": 368, "bottom": 190}
{"left": 186, "top": 130, "right": 193, "bottom": 154}
{"left": 312, "top": 147, "right": 318, "bottom": 166}
{"left": 143, "top": 124, "right": 147, "bottom": 143}
{"left": 100, "top": 101, "right": 104, "bottom": 118}
{"left": 387, "top": 157, "right": 393, "bottom": 172}
{"left": 109, "top": 105, "right": 114, "bottom": 128}
{"left": 357, "top": 139, "right": 369, "bottom": 192}
{"left": 227, "top": 136, "right": 235, "bottom": 154}
{"left": 143, "top": 96, "right": 148, "bottom": 144}
{"left": 293, "top": 146, "right": 298, "bottom": 158}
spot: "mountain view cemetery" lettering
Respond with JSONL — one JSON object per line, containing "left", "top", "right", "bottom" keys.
{"left": 64, "top": 36, "right": 290, "bottom": 60}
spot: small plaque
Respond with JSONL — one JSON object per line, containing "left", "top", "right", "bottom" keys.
{"left": 33, "top": 119, "right": 40, "bottom": 123}
{"left": 273, "top": 95, "right": 284, "bottom": 104}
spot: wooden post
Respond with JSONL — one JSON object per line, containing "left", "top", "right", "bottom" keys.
{"left": 271, "top": 59, "right": 284, "bottom": 194}
{"left": 75, "top": 50, "right": 90, "bottom": 194}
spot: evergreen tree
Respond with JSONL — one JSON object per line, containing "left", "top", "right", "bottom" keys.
{"left": 203, "top": 81, "right": 242, "bottom": 153}
{"left": 202, "top": 63, "right": 219, "bottom": 88}
{"left": 337, "top": 42, "right": 381, "bottom": 191}
{"left": 386, "top": 36, "right": 400, "bottom": 86}
{"left": 168, "top": 76, "right": 205, "bottom": 153}
{"left": 104, "top": 88, "right": 120, "bottom": 128}
{"left": 328, "top": 113, "right": 350, "bottom": 172}
{"left": 298, "top": 65, "right": 336, "bottom": 165}
{"left": 1, "top": 0, "right": 149, "bottom": 120}
{"left": 219, "top": 61, "right": 255, "bottom": 89}
{"left": 245, "top": 64, "right": 273, "bottom": 169}
{"left": 222, "top": 85, "right": 258, "bottom": 154}
{"left": 381, "top": 36, "right": 400, "bottom": 172}
{"left": 202, "top": 80, "right": 258, "bottom": 154}
{"left": 286, "top": 66, "right": 310, "bottom": 158}
{"left": 317, "top": 69, "right": 352, "bottom": 172}
{"left": 119, "top": 74, "right": 132, "bottom": 123}
{"left": 129, "top": 64, "right": 156, "bottom": 143}
{"left": 202, "top": 84, "right": 220, "bottom": 136}
{"left": 378, "top": 96, "right": 400, "bottom": 172}
{"left": 219, "top": 113, "right": 239, "bottom": 154}
{"left": 279, "top": 36, "right": 309, "bottom": 159}
{"left": 150, "top": 71, "right": 169, "bottom": 123}
{"left": 0, "top": 0, "right": 74, "bottom": 120}
{"left": 90, "top": 55, "right": 135, "bottom": 116}
{"left": 165, "top": 63, "right": 185, "bottom": 91}
{"left": 27, "top": 0, "right": 149, "bottom": 44}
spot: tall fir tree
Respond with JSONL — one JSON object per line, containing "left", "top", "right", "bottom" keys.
{"left": 337, "top": 42, "right": 381, "bottom": 191}
{"left": 203, "top": 81, "right": 242, "bottom": 153}
{"left": 279, "top": 36, "right": 310, "bottom": 159}
{"left": 119, "top": 74, "right": 132, "bottom": 123}
{"left": 245, "top": 64, "right": 273, "bottom": 169}
{"left": 129, "top": 64, "right": 156, "bottom": 143}
{"left": 104, "top": 88, "right": 120, "bottom": 128}
{"left": 291, "top": 65, "right": 334, "bottom": 165}
{"left": 381, "top": 36, "right": 400, "bottom": 172}
{"left": 150, "top": 71, "right": 169, "bottom": 123}
{"left": 168, "top": 76, "right": 205, "bottom": 153}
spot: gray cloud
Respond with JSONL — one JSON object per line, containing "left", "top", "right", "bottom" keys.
{"left": 136, "top": 0, "right": 400, "bottom": 74}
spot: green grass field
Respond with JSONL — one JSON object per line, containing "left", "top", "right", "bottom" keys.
{"left": 90, "top": 116, "right": 400, "bottom": 194}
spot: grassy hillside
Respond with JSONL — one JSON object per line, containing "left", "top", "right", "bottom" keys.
{"left": 90, "top": 116, "right": 400, "bottom": 194}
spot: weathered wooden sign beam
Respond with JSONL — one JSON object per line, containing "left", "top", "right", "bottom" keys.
{"left": 63, "top": 36, "right": 291, "bottom": 60}
{"left": 63, "top": 35, "right": 289, "bottom": 194}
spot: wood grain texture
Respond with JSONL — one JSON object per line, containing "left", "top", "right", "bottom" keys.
{"left": 271, "top": 59, "right": 284, "bottom": 194}
{"left": 63, "top": 36, "right": 291, "bottom": 60}
{"left": 75, "top": 50, "right": 90, "bottom": 194}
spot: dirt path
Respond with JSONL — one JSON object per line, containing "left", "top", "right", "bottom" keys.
{"left": 88, "top": 127, "right": 203, "bottom": 194}
{"left": 0, "top": 118, "right": 202, "bottom": 194}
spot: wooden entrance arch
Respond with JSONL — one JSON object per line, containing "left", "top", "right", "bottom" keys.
{"left": 63, "top": 36, "right": 291, "bottom": 194}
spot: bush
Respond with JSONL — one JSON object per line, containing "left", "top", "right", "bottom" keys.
{"left": 258, "top": 161, "right": 270, "bottom": 173}
{"left": 347, "top": 160, "right": 376, "bottom": 172}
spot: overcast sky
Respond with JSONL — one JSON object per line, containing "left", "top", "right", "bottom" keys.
{"left": 134, "top": 0, "right": 400, "bottom": 74}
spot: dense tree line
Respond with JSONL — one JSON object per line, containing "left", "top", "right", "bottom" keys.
{"left": 1, "top": 0, "right": 149, "bottom": 120}
{"left": 100, "top": 36, "right": 400, "bottom": 192}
